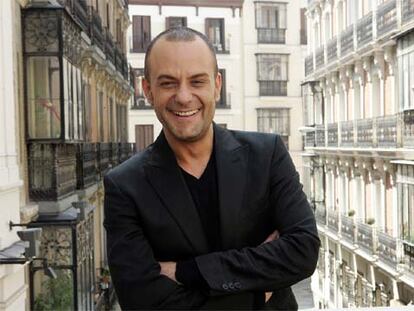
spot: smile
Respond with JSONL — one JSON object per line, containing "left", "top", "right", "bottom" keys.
{"left": 171, "top": 109, "right": 199, "bottom": 117}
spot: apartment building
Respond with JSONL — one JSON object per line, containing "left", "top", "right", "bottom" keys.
{"left": 0, "top": 0, "right": 132, "bottom": 310}
{"left": 303, "top": 0, "right": 414, "bottom": 307}
{"left": 127, "top": 0, "right": 308, "bottom": 171}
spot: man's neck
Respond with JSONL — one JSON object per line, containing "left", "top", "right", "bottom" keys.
{"left": 165, "top": 126, "right": 214, "bottom": 178}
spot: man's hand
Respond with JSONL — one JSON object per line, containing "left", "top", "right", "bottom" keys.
{"left": 261, "top": 230, "right": 279, "bottom": 303}
{"left": 159, "top": 261, "right": 180, "bottom": 284}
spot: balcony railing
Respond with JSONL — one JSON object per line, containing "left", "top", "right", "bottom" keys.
{"left": 76, "top": 143, "right": 97, "bottom": 190}
{"left": 358, "top": 276, "right": 374, "bottom": 307}
{"left": 315, "top": 204, "right": 327, "bottom": 226}
{"left": 305, "top": 131, "right": 315, "bottom": 147}
{"left": 340, "top": 120, "right": 355, "bottom": 147}
{"left": 257, "top": 28, "right": 286, "bottom": 44}
{"left": 356, "top": 119, "right": 374, "bottom": 147}
{"left": 402, "top": 0, "right": 414, "bottom": 24}
{"left": 315, "top": 124, "right": 325, "bottom": 147}
{"left": 377, "top": 231, "right": 400, "bottom": 268}
{"left": 402, "top": 109, "right": 414, "bottom": 147}
{"left": 305, "top": 54, "right": 314, "bottom": 76}
{"left": 258, "top": 81, "right": 287, "bottom": 96}
{"left": 343, "top": 266, "right": 357, "bottom": 306}
{"left": 340, "top": 25, "right": 354, "bottom": 57}
{"left": 377, "top": 0, "right": 397, "bottom": 37}
{"left": 88, "top": 7, "right": 105, "bottom": 53}
{"left": 376, "top": 114, "right": 398, "bottom": 147}
{"left": 110, "top": 142, "right": 120, "bottom": 167}
{"left": 341, "top": 214, "right": 356, "bottom": 244}
{"left": 327, "top": 123, "right": 338, "bottom": 147}
{"left": 327, "top": 209, "right": 339, "bottom": 232}
{"left": 105, "top": 29, "right": 115, "bottom": 65}
{"left": 98, "top": 143, "right": 111, "bottom": 177}
{"left": 357, "top": 12, "right": 373, "bottom": 47}
{"left": 327, "top": 37, "right": 338, "bottom": 63}
{"left": 315, "top": 46, "right": 325, "bottom": 68}
{"left": 356, "top": 221, "right": 375, "bottom": 254}
{"left": 403, "top": 240, "right": 414, "bottom": 271}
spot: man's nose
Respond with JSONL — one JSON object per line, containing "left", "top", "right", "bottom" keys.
{"left": 175, "top": 84, "right": 192, "bottom": 104}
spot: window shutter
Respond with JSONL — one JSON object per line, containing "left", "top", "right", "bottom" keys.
{"left": 143, "top": 16, "right": 151, "bottom": 51}
{"left": 132, "top": 16, "right": 141, "bottom": 51}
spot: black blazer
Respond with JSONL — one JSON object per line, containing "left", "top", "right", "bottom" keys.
{"left": 104, "top": 125, "right": 320, "bottom": 310}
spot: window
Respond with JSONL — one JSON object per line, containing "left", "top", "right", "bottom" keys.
{"left": 135, "top": 125, "right": 154, "bottom": 152}
{"left": 255, "top": 2, "right": 287, "bottom": 44}
{"left": 132, "top": 16, "right": 151, "bottom": 53}
{"left": 256, "top": 54, "right": 288, "bottom": 96}
{"left": 205, "top": 18, "right": 226, "bottom": 53}
{"left": 257, "top": 108, "right": 290, "bottom": 148}
{"left": 216, "top": 69, "right": 229, "bottom": 108}
{"left": 398, "top": 164, "right": 414, "bottom": 243}
{"left": 300, "top": 8, "right": 307, "bottom": 45}
{"left": 166, "top": 17, "right": 187, "bottom": 29}
{"left": 131, "top": 68, "right": 151, "bottom": 109}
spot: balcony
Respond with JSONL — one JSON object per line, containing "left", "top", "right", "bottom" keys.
{"left": 358, "top": 276, "right": 375, "bottom": 307}
{"left": 340, "top": 120, "right": 355, "bottom": 147}
{"left": 327, "top": 209, "right": 339, "bottom": 232}
{"left": 356, "top": 119, "right": 374, "bottom": 147}
{"left": 105, "top": 30, "right": 115, "bottom": 66}
{"left": 88, "top": 7, "right": 105, "bottom": 53}
{"left": 342, "top": 266, "right": 357, "bottom": 307}
{"left": 327, "top": 123, "right": 338, "bottom": 147}
{"left": 403, "top": 240, "right": 414, "bottom": 271}
{"left": 402, "top": 0, "right": 414, "bottom": 24}
{"left": 258, "top": 81, "right": 287, "bottom": 96}
{"left": 28, "top": 143, "right": 77, "bottom": 201}
{"left": 119, "top": 142, "right": 133, "bottom": 163}
{"left": 110, "top": 142, "right": 120, "bottom": 167}
{"left": 376, "top": 114, "right": 398, "bottom": 147}
{"left": 377, "top": 231, "right": 400, "bottom": 268}
{"left": 340, "top": 25, "right": 354, "bottom": 57}
{"left": 377, "top": 0, "right": 397, "bottom": 37}
{"left": 315, "top": 204, "right": 327, "bottom": 226}
{"left": 356, "top": 221, "right": 375, "bottom": 255}
{"left": 76, "top": 143, "right": 97, "bottom": 190}
{"left": 402, "top": 109, "right": 414, "bottom": 147}
{"left": 305, "top": 131, "right": 315, "bottom": 148}
{"left": 257, "top": 28, "right": 286, "bottom": 44}
{"left": 305, "top": 54, "right": 314, "bottom": 76}
{"left": 341, "top": 214, "right": 356, "bottom": 244}
{"left": 315, "top": 46, "right": 325, "bottom": 68}
{"left": 327, "top": 37, "right": 338, "bottom": 63}
{"left": 57, "top": 0, "right": 89, "bottom": 33}
{"left": 97, "top": 143, "right": 111, "bottom": 177}
{"left": 315, "top": 124, "right": 325, "bottom": 147}
{"left": 357, "top": 12, "right": 373, "bottom": 48}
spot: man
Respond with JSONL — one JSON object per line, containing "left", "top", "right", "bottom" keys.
{"left": 104, "top": 27, "right": 320, "bottom": 310}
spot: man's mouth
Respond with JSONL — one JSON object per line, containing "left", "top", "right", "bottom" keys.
{"left": 171, "top": 109, "right": 199, "bottom": 117}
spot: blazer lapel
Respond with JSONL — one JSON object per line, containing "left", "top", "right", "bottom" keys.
{"left": 214, "top": 125, "right": 249, "bottom": 249}
{"left": 145, "top": 132, "right": 209, "bottom": 254}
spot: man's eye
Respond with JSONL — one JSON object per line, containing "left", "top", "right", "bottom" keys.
{"left": 160, "top": 82, "right": 175, "bottom": 88}
{"left": 192, "top": 80, "right": 204, "bottom": 86}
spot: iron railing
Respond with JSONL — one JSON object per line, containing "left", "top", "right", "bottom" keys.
{"left": 258, "top": 81, "right": 287, "bottom": 96}
{"left": 257, "top": 28, "right": 286, "bottom": 44}
{"left": 377, "top": 0, "right": 397, "bottom": 37}
{"left": 340, "top": 25, "right": 354, "bottom": 57}
{"left": 341, "top": 214, "right": 356, "bottom": 243}
{"left": 327, "top": 209, "right": 339, "bottom": 232}
{"left": 305, "top": 54, "right": 314, "bottom": 76}
{"left": 357, "top": 12, "right": 373, "bottom": 47}
{"left": 327, "top": 37, "right": 338, "bottom": 63}
{"left": 377, "top": 230, "right": 400, "bottom": 268}
{"left": 340, "top": 120, "right": 355, "bottom": 147}
{"left": 327, "top": 123, "right": 338, "bottom": 147}
{"left": 356, "top": 221, "right": 375, "bottom": 255}
{"left": 356, "top": 119, "right": 374, "bottom": 147}
{"left": 315, "top": 124, "right": 325, "bottom": 147}
{"left": 315, "top": 46, "right": 325, "bottom": 68}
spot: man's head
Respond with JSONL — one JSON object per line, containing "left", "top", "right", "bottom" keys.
{"left": 142, "top": 27, "right": 222, "bottom": 144}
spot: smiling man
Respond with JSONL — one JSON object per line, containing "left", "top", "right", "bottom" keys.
{"left": 104, "top": 28, "right": 320, "bottom": 310}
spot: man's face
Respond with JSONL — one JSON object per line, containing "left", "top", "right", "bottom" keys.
{"left": 142, "top": 37, "right": 221, "bottom": 143}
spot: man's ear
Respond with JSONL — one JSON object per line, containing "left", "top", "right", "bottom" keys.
{"left": 214, "top": 72, "right": 222, "bottom": 102}
{"left": 142, "top": 78, "right": 153, "bottom": 105}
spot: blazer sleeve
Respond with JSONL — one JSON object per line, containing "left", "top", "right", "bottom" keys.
{"left": 195, "top": 135, "right": 320, "bottom": 295}
{"left": 103, "top": 174, "right": 207, "bottom": 310}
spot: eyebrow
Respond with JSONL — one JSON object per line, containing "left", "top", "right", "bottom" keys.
{"left": 156, "top": 73, "right": 210, "bottom": 81}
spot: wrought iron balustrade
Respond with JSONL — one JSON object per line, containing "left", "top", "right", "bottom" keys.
{"left": 357, "top": 12, "right": 373, "bottom": 47}
{"left": 72, "top": 0, "right": 89, "bottom": 32}
{"left": 114, "top": 47, "right": 123, "bottom": 74}
{"left": 327, "top": 37, "right": 338, "bottom": 63}
{"left": 315, "top": 124, "right": 326, "bottom": 147}
{"left": 98, "top": 143, "right": 111, "bottom": 176}
{"left": 402, "top": 109, "right": 414, "bottom": 147}
{"left": 327, "top": 123, "right": 338, "bottom": 147}
{"left": 340, "top": 120, "right": 355, "bottom": 147}
{"left": 377, "top": 230, "right": 400, "bottom": 268}
{"left": 305, "top": 54, "right": 314, "bottom": 76}
{"left": 376, "top": 114, "right": 398, "bottom": 148}
{"left": 356, "top": 118, "right": 374, "bottom": 147}
{"left": 403, "top": 240, "right": 414, "bottom": 271}
{"left": 28, "top": 143, "right": 77, "bottom": 201}
{"left": 402, "top": 0, "right": 414, "bottom": 24}
{"left": 341, "top": 214, "right": 356, "bottom": 243}
{"left": 327, "top": 209, "right": 339, "bottom": 232}
{"left": 315, "top": 204, "right": 327, "bottom": 226}
{"left": 257, "top": 28, "right": 286, "bottom": 44}
{"left": 377, "top": 0, "right": 397, "bottom": 37}
{"left": 305, "top": 131, "right": 315, "bottom": 147}
{"left": 340, "top": 25, "right": 354, "bottom": 57}
{"left": 110, "top": 142, "right": 120, "bottom": 167}
{"left": 88, "top": 6, "right": 105, "bottom": 52}
{"left": 342, "top": 266, "right": 357, "bottom": 307}
{"left": 76, "top": 143, "right": 97, "bottom": 190}
{"left": 105, "top": 30, "right": 115, "bottom": 65}
{"left": 356, "top": 221, "right": 375, "bottom": 254}
{"left": 258, "top": 81, "right": 287, "bottom": 96}
{"left": 315, "top": 46, "right": 325, "bottom": 68}
{"left": 357, "top": 276, "right": 374, "bottom": 307}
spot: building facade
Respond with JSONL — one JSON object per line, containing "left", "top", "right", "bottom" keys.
{"left": 0, "top": 0, "right": 132, "bottom": 310}
{"left": 127, "top": 0, "right": 308, "bottom": 171}
{"left": 303, "top": 0, "right": 414, "bottom": 307}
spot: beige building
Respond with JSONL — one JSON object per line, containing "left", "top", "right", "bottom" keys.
{"left": 0, "top": 0, "right": 132, "bottom": 310}
{"left": 127, "top": 0, "right": 308, "bottom": 171}
{"left": 303, "top": 0, "right": 414, "bottom": 308}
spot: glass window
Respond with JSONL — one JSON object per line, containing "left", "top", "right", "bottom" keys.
{"left": 206, "top": 18, "right": 226, "bottom": 52}
{"left": 27, "top": 56, "right": 61, "bottom": 139}
{"left": 257, "top": 108, "right": 290, "bottom": 148}
{"left": 166, "top": 17, "right": 187, "bottom": 29}
{"left": 256, "top": 54, "right": 289, "bottom": 96}
{"left": 131, "top": 68, "right": 151, "bottom": 109}
{"left": 132, "top": 16, "right": 151, "bottom": 53}
{"left": 255, "top": 2, "right": 286, "bottom": 29}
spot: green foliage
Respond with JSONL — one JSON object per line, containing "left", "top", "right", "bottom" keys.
{"left": 34, "top": 271, "right": 73, "bottom": 311}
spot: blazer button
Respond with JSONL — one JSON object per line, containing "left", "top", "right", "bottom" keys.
{"left": 228, "top": 282, "right": 235, "bottom": 290}
{"left": 222, "top": 284, "right": 229, "bottom": 290}
{"left": 234, "top": 282, "right": 242, "bottom": 289}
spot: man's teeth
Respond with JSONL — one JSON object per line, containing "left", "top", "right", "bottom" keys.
{"left": 173, "top": 110, "right": 198, "bottom": 117}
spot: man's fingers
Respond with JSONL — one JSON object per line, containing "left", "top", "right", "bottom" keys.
{"left": 262, "top": 230, "right": 279, "bottom": 244}
{"left": 265, "top": 292, "right": 272, "bottom": 302}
